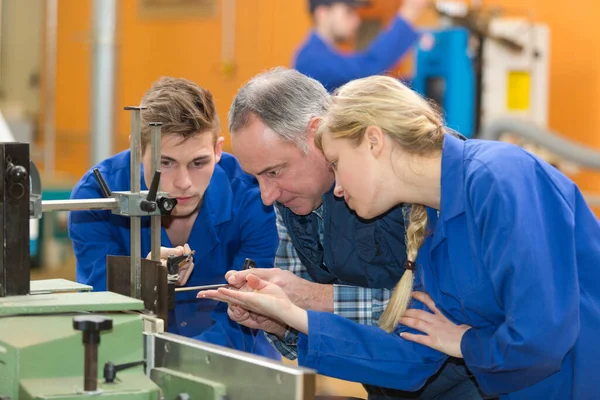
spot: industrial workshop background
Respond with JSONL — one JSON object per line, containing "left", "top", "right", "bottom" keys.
{"left": 0, "top": 0, "right": 599, "bottom": 397}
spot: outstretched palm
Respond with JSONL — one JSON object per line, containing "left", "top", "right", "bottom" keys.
{"left": 200, "top": 274, "right": 293, "bottom": 324}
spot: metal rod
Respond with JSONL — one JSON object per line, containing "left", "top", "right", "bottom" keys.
{"left": 125, "top": 106, "right": 145, "bottom": 300}
{"left": 149, "top": 122, "right": 162, "bottom": 263}
{"left": 42, "top": 198, "right": 118, "bottom": 212}
{"left": 174, "top": 283, "right": 230, "bottom": 293}
{"left": 83, "top": 342, "right": 98, "bottom": 391}
{"left": 91, "top": 0, "right": 117, "bottom": 166}
{"left": 43, "top": 0, "right": 58, "bottom": 176}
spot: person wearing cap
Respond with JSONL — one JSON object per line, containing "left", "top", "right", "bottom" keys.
{"left": 294, "top": 0, "right": 428, "bottom": 92}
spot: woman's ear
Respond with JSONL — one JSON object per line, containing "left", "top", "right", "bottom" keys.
{"left": 365, "top": 126, "right": 384, "bottom": 156}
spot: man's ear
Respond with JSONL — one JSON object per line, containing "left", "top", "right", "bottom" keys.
{"left": 306, "top": 117, "right": 322, "bottom": 142}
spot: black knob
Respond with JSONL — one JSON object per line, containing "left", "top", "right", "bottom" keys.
{"left": 73, "top": 315, "right": 113, "bottom": 343}
{"left": 73, "top": 316, "right": 113, "bottom": 392}
{"left": 7, "top": 164, "right": 27, "bottom": 183}
{"left": 139, "top": 200, "right": 157, "bottom": 213}
{"left": 157, "top": 197, "right": 177, "bottom": 215}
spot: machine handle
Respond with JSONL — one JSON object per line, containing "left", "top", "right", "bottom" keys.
{"left": 103, "top": 360, "right": 146, "bottom": 383}
{"left": 146, "top": 170, "right": 161, "bottom": 202}
{"left": 93, "top": 168, "right": 112, "bottom": 198}
{"left": 140, "top": 170, "right": 161, "bottom": 212}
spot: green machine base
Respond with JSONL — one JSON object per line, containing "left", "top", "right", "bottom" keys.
{"left": 0, "top": 287, "right": 160, "bottom": 400}
{"left": 0, "top": 280, "right": 317, "bottom": 400}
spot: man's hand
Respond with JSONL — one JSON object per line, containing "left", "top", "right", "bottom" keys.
{"left": 225, "top": 268, "right": 333, "bottom": 312}
{"left": 398, "top": 0, "right": 430, "bottom": 23}
{"left": 228, "top": 304, "right": 287, "bottom": 338}
{"left": 146, "top": 244, "right": 195, "bottom": 286}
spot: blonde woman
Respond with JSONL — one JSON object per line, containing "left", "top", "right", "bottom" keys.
{"left": 201, "top": 75, "right": 600, "bottom": 399}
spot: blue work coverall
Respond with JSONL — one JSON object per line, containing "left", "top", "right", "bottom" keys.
{"left": 293, "top": 16, "right": 419, "bottom": 92}
{"left": 68, "top": 150, "right": 281, "bottom": 360}
{"left": 296, "top": 134, "right": 600, "bottom": 399}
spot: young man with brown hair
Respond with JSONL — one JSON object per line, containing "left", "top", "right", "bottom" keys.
{"left": 68, "top": 77, "right": 280, "bottom": 359}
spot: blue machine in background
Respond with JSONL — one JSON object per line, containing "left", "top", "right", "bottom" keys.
{"left": 412, "top": 27, "right": 476, "bottom": 138}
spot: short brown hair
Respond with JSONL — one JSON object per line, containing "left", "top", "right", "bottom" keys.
{"left": 140, "top": 77, "right": 220, "bottom": 151}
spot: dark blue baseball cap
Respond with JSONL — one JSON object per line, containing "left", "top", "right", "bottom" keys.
{"left": 309, "top": 0, "right": 371, "bottom": 14}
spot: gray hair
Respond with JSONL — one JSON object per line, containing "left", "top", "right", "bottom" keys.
{"left": 228, "top": 67, "right": 330, "bottom": 153}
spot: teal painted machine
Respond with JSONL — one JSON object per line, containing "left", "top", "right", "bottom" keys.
{"left": 412, "top": 27, "right": 476, "bottom": 138}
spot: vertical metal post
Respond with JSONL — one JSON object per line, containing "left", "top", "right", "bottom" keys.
{"left": 124, "top": 106, "right": 145, "bottom": 299}
{"left": 43, "top": 0, "right": 58, "bottom": 176}
{"left": 149, "top": 122, "right": 162, "bottom": 263}
{"left": 91, "top": 0, "right": 117, "bottom": 165}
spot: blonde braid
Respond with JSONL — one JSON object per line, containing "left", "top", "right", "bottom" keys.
{"left": 379, "top": 204, "right": 428, "bottom": 332}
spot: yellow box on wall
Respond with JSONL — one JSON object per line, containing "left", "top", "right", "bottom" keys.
{"left": 507, "top": 71, "right": 531, "bottom": 111}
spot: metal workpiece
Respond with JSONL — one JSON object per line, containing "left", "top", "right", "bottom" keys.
{"left": 107, "top": 255, "right": 169, "bottom": 323}
{"left": 151, "top": 333, "right": 317, "bottom": 400}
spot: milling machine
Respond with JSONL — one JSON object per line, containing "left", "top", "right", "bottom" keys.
{"left": 0, "top": 107, "right": 321, "bottom": 400}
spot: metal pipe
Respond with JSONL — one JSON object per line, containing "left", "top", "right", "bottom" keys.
{"left": 90, "top": 0, "right": 117, "bottom": 166}
{"left": 479, "top": 116, "right": 600, "bottom": 170}
{"left": 149, "top": 122, "right": 162, "bottom": 263}
{"left": 125, "top": 106, "right": 144, "bottom": 300}
{"left": 42, "top": 198, "right": 118, "bottom": 212}
{"left": 43, "top": 0, "right": 58, "bottom": 176}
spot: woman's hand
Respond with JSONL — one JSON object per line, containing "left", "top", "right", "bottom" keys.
{"left": 199, "top": 274, "right": 308, "bottom": 333}
{"left": 399, "top": 291, "right": 472, "bottom": 358}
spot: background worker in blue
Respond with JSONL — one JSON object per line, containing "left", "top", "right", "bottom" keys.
{"left": 294, "top": 0, "right": 428, "bottom": 92}
{"left": 224, "top": 67, "right": 484, "bottom": 399}
{"left": 201, "top": 75, "right": 600, "bottom": 399}
{"left": 68, "top": 76, "right": 280, "bottom": 360}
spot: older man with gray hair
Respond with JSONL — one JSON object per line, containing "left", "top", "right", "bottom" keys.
{"left": 217, "top": 67, "right": 485, "bottom": 399}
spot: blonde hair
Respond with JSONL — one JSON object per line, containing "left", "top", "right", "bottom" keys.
{"left": 315, "top": 75, "right": 445, "bottom": 332}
